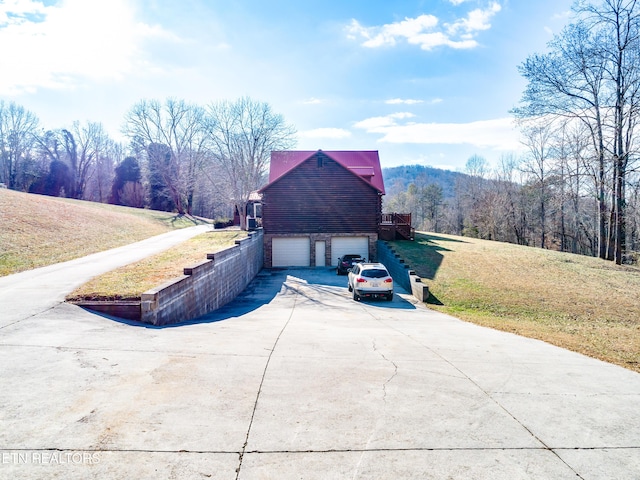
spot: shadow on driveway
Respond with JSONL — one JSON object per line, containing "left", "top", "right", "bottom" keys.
{"left": 92, "top": 267, "right": 415, "bottom": 328}
{"left": 281, "top": 269, "right": 417, "bottom": 311}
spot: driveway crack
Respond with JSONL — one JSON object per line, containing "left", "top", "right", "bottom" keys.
{"left": 371, "top": 321, "right": 587, "bottom": 480}
{"left": 235, "top": 293, "right": 298, "bottom": 479}
{"left": 372, "top": 340, "right": 398, "bottom": 404}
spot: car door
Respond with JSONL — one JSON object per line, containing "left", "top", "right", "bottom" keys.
{"left": 348, "top": 264, "right": 360, "bottom": 290}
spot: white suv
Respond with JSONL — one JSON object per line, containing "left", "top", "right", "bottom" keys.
{"left": 347, "top": 263, "right": 394, "bottom": 301}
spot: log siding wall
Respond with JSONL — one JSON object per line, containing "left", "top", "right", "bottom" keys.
{"left": 261, "top": 153, "right": 382, "bottom": 235}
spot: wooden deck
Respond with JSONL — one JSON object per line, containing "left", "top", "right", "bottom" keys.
{"left": 379, "top": 213, "right": 415, "bottom": 241}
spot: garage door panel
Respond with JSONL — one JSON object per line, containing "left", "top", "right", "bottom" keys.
{"left": 332, "top": 237, "right": 369, "bottom": 266}
{"left": 272, "top": 238, "right": 310, "bottom": 267}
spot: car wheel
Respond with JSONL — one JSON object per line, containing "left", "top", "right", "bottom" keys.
{"left": 353, "top": 290, "right": 359, "bottom": 301}
{"left": 386, "top": 293, "right": 393, "bottom": 301}
{"left": 348, "top": 283, "right": 353, "bottom": 292}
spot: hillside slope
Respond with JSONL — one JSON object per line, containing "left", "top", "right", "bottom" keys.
{"left": 0, "top": 189, "right": 209, "bottom": 276}
{"left": 390, "top": 232, "right": 640, "bottom": 373}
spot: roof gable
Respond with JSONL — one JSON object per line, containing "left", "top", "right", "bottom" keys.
{"left": 263, "top": 150, "right": 385, "bottom": 194}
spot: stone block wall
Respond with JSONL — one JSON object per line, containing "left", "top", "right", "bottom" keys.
{"left": 140, "top": 229, "right": 264, "bottom": 326}
{"left": 377, "top": 240, "right": 411, "bottom": 291}
{"left": 377, "top": 240, "right": 429, "bottom": 302}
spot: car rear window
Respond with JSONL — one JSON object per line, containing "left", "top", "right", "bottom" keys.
{"left": 361, "top": 269, "right": 389, "bottom": 278}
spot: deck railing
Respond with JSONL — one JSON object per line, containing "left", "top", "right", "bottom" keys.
{"left": 380, "top": 213, "right": 415, "bottom": 240}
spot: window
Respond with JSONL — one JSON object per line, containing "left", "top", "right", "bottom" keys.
{"left": 361, "top": 269, "right": 389, "bottom": 279}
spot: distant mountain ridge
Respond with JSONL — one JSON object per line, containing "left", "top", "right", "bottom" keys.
{"left": 382, "top": 164, "right": 468, "bottom": 199}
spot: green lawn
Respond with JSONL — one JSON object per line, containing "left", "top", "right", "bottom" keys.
{"left": 389, "top": 232, "right": 640, "bottom": 373}
{"left": 0, "top": 189, "right": 210, "bottom": 276}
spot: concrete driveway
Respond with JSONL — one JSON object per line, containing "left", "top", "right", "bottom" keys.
{"left": 1, "top": 237, "right": 639, "bottom": 479}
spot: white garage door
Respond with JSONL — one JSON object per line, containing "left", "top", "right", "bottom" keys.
{"left": 332, "top": 237, "right": 369, "bottom": 266}
{"left": 272, "top": 237, "right": 310, "bottom": 267}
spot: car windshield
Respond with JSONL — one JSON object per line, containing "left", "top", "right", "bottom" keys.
{"left": 361, "top": 269, "right": 389, "bottom": 278}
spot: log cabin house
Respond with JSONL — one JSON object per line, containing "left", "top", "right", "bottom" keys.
{"left": 259, "top": 150, "right": 409, "bottom": 268}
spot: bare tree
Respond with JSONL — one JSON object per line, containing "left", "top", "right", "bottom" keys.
{"left": 32, "top": 122, "right": 115, "bottom": 200}
{"left": 33, "top": 130, "right": 68, "bottom": 196}
{"left": 0, "top": 101, "right": 39, "bottom": 190}
{"left": 67, "top": 121, "right": 114, "bottom": 199}
{"left": 123, "top": 98, "right": 209, "bottom": 214}
{"left": 515, "top": 20, "right": 611, "bottom": 258}
{"left": 206, "top": 97, "right": 296, "bottom": 229}
{"left": 87, "top": 139, "right": 122, "bottom": 203}
{"left": 422, "top": 183, "right": 443, "bottom": 232}
{"left": 515, "top": 0, "right": 640, "bottom": 263}
{"left": 628, "top": 170, "right": 640, "bottom": 253}
{"left": 547, "top": 119, "right": 602, "bottom": 255}
{"left": 577, "top": 0, "right": 640, "bottom": 262}
{"left": 459, "top": 155, "right": 489, "bottom": 237}
{"left": 119, "top": 181, "right": 145, "bottom": 208}
{"left": 519, "top": 119, "right": 556, "bottom": 248}
{"left": 495, "top": 154, "right": 528, "bottom": 245}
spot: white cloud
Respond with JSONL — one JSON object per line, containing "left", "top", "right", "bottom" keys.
{"left": 0, "top": 0, "right": 49, "bottom": 25}
{"left": 301, "top": 97, "right": 324, "bottom": 105}
{"left": 299, "top": 128, "right": 352, "bottom": 139}
{"left": 446, "top": 2, "right": 501, "bottom": 35}
{"left": 354, "top": 112, "right": 415, "bottom": 130}
{"left": 346, "top": 3, "right": 502, "bottom": 51}
{"left": 0, "top": 0, "right": 175, "bottom": 94}
{"left": 387, "top": 97, "right": 444, "bottom": 105}
{"left": 355, "top": 113, "right": 521, "bottom": 150}
{"left": 386, "top": 98, "right": 424, "bottom": 105}
{"left": 346, "top": 15, "right": 438, "bottom": 48}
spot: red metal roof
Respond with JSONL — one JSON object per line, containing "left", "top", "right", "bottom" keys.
{"left": 265, "top": 150, "right": 385, "bottom": 194}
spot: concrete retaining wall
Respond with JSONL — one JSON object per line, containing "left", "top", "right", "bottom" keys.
{"left": 377, "top": 240, "right": 429, "bottom": 303}
{"left": 140, "top": 229, "right": 264, "bottom": 326}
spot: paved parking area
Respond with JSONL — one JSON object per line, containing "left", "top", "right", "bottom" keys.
{"left": 1, "top": 238, "right": 639, "bottom": 479}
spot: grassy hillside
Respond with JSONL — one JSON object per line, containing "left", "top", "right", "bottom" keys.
{"left": 66, "top": 231, "right": 246, "bottom": 301}
{"left": 4, "top": 188, "right": 637, "bottom": 372}
{"left": 0, "top": 189, "right": 210, "bottom": 276}
{"left": 390, "top": 232, "right": 640, "bottom": 373}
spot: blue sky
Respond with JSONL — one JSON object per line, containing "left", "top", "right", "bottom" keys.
{"left": 0, "top": 0, "right": 574, "bottom": 170}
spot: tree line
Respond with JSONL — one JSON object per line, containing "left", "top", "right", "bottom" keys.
{"left": 514, "top": 0, "right": 640, "bottom": 264}
{"left": 0, "top": 97, "right": 296, "bottom": 226}
{"left": 384, "top": 150, "right": 640, "bottom": 263}
{"left": 386, "top": 0, "right": 640, "bottom": 265}
{"left": 3, "top": 0, "right": 637, "bottom": 263}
